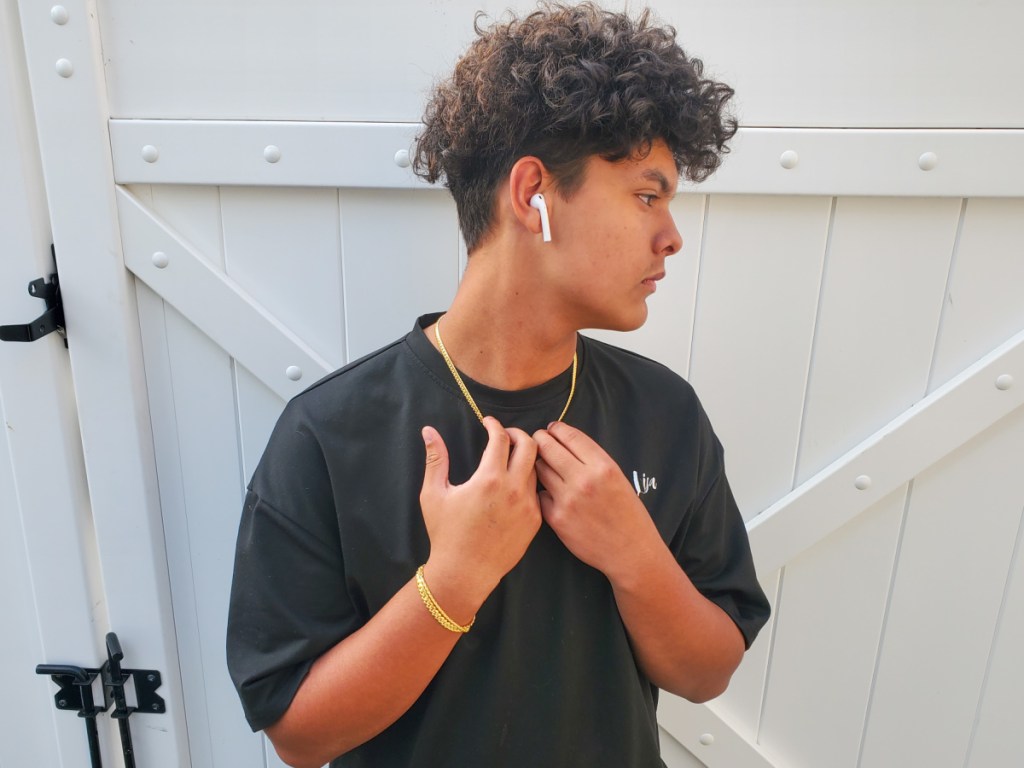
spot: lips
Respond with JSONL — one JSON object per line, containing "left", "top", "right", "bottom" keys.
{"left": 642, "top": 271, "right": 665, "bottom": 291}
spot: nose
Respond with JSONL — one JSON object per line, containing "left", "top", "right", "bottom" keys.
{"left": 657, "top": 211, "right": 683, "bottom": 257}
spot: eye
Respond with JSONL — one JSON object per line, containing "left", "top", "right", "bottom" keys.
{"left": 637, "top": 193, "right": 658, "bottom": 207}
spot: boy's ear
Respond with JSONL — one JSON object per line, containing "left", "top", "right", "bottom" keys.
{"left": 508, "top": 156, "right": 552, "bottom": 240}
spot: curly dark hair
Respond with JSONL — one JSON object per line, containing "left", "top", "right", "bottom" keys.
{"left": 413, "top": 2, "right": 737, "bottom": 252}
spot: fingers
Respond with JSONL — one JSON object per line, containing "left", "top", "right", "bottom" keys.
{"left": 420, "top": 426, "right": 450, "bottom": 497}
{"left": 543, "top": 421, "right": 601, "bottom": 463}
{"left": 532, "top": 428, "right": 575, "bottom": 481}
{"left": 534, "top": 456, "right": 562, "bottom": 493}
{"left": 477, "top": 416, "right": 513, "bottom": 472}
{"left": 506, "top": 427, "right": 538, "bottom": 480}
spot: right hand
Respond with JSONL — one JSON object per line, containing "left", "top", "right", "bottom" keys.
{"left": 419, "top": 416, "right": 541, "bottom": 615}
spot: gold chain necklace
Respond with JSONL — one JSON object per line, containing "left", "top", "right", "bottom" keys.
{"left": 434, "top": 317, "right": 577, "bottom": 424}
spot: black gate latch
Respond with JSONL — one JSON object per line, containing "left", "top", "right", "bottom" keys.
{"left": 37, "top": 632, "right": 165, "bottom": 768}
{"left": 1, "top": 245, "right": 65, "bottom": 343}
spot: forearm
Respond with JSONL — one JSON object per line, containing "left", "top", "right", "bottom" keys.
{"left": 607, "top": 528, "right": 745, "bottom": 703}
{"left": 266, "top": 562, "right": 485, "bottom": 768}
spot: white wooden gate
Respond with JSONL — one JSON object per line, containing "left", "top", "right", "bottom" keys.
{"left": 9, "top": 1, "right": 1024, "bottom": 766}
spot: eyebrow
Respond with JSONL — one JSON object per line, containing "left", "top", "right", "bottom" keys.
{"left": 640, "top": 169, "right": 676, "bottom": 197}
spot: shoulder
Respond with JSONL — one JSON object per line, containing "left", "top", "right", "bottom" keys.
{"left": 580, "top": 335, "right": 724, "bottom": 469}
{"left": 580, "top": 334, "right": 701, "bottom": 409}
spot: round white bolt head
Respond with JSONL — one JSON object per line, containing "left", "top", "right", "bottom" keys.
{"left": 779, "top": 150, "right": 799, "bottom": 170}
{"left": 55, "top": 59, "right": 73, "bottom": 78}
{"left": 50, "top": 6, "right": 69, "bottom": 24}
{"left": 152, "top": 251, "right": 169, "bottom": 269}
{"left": 918, "top": 152, "right": 938, "bottom": 171}
{"left": 995, "top": 374, "right": 1014, "bottom": 391}
{"left": 854, "top": 474, "right": 872, "bottom": 490}
{"left": 141, "top": 145, "right": 159, "bottom": 163}
{"left": 699, "top": 733, "right": 715, "bottom": 746}
{"left": 286, "top": 365, "right": 303, "bottom": 381}
{"left": 394, "top": 149, "right": 411, "bottom": 168}
{"left": 264, "top": 145, "right": 282, "bottom": 163}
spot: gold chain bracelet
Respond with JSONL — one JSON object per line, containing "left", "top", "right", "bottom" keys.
{"left": 415, "top": 565, "right": 475, "bottom": 634}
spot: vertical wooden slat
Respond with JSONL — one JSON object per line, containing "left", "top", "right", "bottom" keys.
{"left": 929, "top": 198, "right": 1024, "bottom": 391}
{"left": 586, "top": 193, "right": 706, "bottom": 378}
{"left": 234, "top": 362, "right": 286, "bottom": 487}
{"left": 134, "top": 284, "right": 217, "bottom": 766}
{"left": 688, "top": 194, "right": 832, "bottom": 518}
{"left": 339, "top": 189, "right": 459, "bottom": 361}
{"left": 965, "top": 505, "right": 1024, "bottom": 768}
{"left": 758, "top": 487, "right": 906, "bottom": 767}
{"left": 859, "top": 408, "right": 1024, "bottom": 768}
{"left": 161, "top": 305, "right": 267, "bottom": 768}
{"left": 796, "top": 197, "right": 961, "bottom": 483}
{"left": 221, "top": 187, "right": 345, "bottom": 365}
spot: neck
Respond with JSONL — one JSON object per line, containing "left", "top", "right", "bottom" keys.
{"left": 427, "top": 242, "right": 578, "bottom": 391}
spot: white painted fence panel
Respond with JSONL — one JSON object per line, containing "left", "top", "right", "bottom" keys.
{"left": 859, "top": 408, "right": 1024, "bottom": 768}
{"left": 96, "top": 1, "right": 1024, "bottom": 128}
{"left": 222, "top": 187, "right": 346, "bottom": 365}
{"left": 338, "top": 189, "right": 460, "bottom": 361}
{"left": 758, "top": 487, "right": 906, "bottom": 768}
{"left": 929, "top": 198, "right": 1024, "bottom": 391}
{"left": 689, "top": 194, "right": 830, "bottom": 518}
{"left": 13, "top": 1, "right": 1024, "bottom": 766}
{"left": 796, "top": 197, "right": 961, "bottom": 483}
{"left": 136, "top": 287, "right": 267, "bottom": 767}
{"left": 966, "top": 512, "right": 1024, "bottom": 768}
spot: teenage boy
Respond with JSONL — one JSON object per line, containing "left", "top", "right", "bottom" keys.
{"left": 228, "top": 4, "right": 770, "bottom": 767}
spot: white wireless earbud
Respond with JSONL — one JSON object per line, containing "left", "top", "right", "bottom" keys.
{"left": 529, "top": 193, "right": 552, "bottom": 243}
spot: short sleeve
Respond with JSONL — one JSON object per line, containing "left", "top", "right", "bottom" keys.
{"left": 226, "top": 406, "right": 363, "bottom": 732}
{"left": 670, "top": 411, "right": 771, "bottom": 649}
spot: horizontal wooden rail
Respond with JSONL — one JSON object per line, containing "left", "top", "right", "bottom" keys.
{"left": 109, "top": 120, "right": 1024, "bottom": 196}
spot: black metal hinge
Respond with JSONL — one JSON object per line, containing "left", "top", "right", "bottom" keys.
{"left": 1, "top": 245, "right": 66, "bottom": 345}
{"left": 37, "top": 632, "right": 165, "bottom": 768}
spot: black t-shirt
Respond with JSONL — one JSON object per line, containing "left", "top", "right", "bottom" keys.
{"left": 227, "top": 314, "right": 770, "bottom": 767}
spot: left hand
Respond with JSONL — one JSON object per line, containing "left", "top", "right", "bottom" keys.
{"left": 533, "top": 421, "right": 659, "bottom": 579}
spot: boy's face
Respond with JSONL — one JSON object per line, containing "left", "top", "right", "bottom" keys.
{"left": 547, "top": 139, "right": 682, "bottom": 332}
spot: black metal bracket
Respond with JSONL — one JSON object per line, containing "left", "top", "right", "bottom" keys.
{"left": 36, "top": 632, "right": 164, "bottom": 768}
{"left": 1, "top": 245, "right": 65, "bottom": 344}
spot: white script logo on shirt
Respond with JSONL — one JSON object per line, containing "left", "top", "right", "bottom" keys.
{"left": 633, "top": 470, "right": 657, "bottom": 496}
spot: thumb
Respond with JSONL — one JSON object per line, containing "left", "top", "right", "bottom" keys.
{"left": 421, "top": 426, "right": 450, "bottom": 494}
